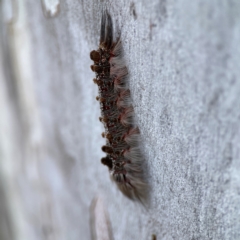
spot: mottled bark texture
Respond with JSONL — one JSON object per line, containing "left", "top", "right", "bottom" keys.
{"left": 0, "top": 0, "right": 240, "bottom": 239}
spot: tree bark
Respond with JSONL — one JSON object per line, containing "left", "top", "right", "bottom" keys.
{"left": 0, "top": 0, "right": 240, "bottom": 239}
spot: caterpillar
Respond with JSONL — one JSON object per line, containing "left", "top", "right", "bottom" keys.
{"left": 90, "top": 10, "right": 148, "bottom": 203}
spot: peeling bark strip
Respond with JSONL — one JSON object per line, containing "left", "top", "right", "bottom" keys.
{"left": 90, "top": 11, "right": 148, "bottom": 203}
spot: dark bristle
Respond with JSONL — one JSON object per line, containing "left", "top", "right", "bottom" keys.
{"left": 90, "top": 50, "right": 100, "bottom": 62}
{"left": 100, "top": 11, "right": 106, "bottom": 44}
{"left": 101, "top": 156, "right": 113, "bottom": 169}
{"left": 102, "top": 145, "right": 113, "bottom": 154}
{"left": 91, "top": 65, "right": 102, "bottom": 73}
{"left": 100, "top": 10, "right": 113, "bottom": 49}
{"left": 106, "top": 133, "right": 112, "bottom": 140}
{"left": 152, "top": 234, "right": 157, "bottom": 240}
{"left": 105, "top": 12, "right": 113, "bottom": 48}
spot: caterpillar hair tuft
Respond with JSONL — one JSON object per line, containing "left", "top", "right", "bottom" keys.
{"left": 90, "top": 10, "right": 148, "bottom": 204}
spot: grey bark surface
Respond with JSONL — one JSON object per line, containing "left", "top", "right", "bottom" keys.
{"left": 0, "top": 0, "right": 240, "bottom": 240}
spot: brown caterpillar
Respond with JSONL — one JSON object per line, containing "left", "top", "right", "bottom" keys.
{"left": 90, "top": 11, "right": 148, "bottom": 203}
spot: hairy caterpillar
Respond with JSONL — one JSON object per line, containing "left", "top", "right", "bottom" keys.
{"left": 90, "top": 11, "right": 148, "bottom": 203}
